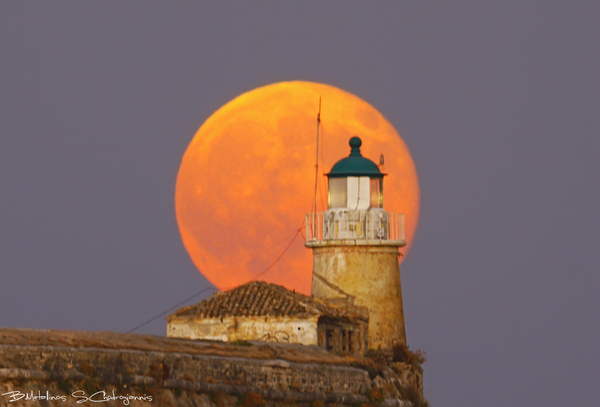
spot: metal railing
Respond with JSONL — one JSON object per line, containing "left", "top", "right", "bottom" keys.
{"left": 305, "top": 210, "right": 404, "bottom": 242}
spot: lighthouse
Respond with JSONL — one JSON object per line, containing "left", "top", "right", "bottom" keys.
{"left": 306, "top": 136, "right": 407, "bottom": 349}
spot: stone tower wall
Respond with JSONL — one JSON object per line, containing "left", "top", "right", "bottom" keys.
{"left": 311, "top": 244, "right": 405, "bottom": 349}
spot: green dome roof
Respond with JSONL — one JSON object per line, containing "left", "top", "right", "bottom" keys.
{"left": 327, "top": 137, "right": 384, "bottom": 178}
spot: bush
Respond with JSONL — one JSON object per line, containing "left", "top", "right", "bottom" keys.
{"left": 391, "top": 343, "right": 426, "bottom": 367}
{"left": 366, "top": 387, "right": 385, "bottom": 403}
{"left": 365, "top": 348, "right": 392, "bottom": 366}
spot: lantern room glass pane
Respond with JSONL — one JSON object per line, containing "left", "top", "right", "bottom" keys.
{"left": 329, "top": 178, "right": 347, "bottom": 208}
{"left": 370, "top": 178, "right": 383, "bottom": 208}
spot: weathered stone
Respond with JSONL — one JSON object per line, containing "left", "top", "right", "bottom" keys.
{"left": 0, "top": 329, "right": 424, "bottom": 407}
{"left": 310, "top": 244, "right": 406, "bottom": 350}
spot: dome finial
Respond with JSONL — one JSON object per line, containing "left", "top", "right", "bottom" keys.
{"left": 349, "top": 136, "right": 362, "bottom": 156}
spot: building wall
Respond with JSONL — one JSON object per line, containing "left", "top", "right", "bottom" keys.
{"left": 311, "top": 244, "right": 405, "bottom": 349}
{"left": 167, "top": 316, "right": 319, "bottom": 345}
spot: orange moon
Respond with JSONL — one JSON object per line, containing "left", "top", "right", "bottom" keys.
{"left": 175, "top": 81, "right": 420, "bottom": 294}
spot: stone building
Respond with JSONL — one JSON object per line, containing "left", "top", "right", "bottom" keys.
{"left": 167, "top": 281, "right": 369, "bottom": 355}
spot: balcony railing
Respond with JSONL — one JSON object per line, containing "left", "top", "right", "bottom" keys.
{"left": 305, "top": 210, "right": 404, "bottom": 242}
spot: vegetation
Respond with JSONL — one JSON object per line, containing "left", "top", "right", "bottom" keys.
{"left": 392, "top": 342, "right": 426, "bottom": 367}
{"left": 363, "top": 342, "right": 428, "bottom": 407}
{"left": 366, "top": 387, "right": 385, "bottom": 403}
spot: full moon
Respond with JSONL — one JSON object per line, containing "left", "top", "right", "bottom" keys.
{"left": 175, "top": 81, "right": 420, "bottom": 294}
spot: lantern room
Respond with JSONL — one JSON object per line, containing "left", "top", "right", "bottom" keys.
{"left": 327, "top": 137, "right": 384, "bottom": 210}
{"left": 306, "top": 136, "right": 404, "bottom": 243}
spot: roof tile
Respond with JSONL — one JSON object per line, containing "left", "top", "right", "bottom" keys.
{"left": 168, "top": 281, "right": 368, "bottom": 322}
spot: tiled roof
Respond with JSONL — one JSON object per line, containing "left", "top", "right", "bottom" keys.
{"left": 167, "top": 281, "right": 368, "bottom": 322}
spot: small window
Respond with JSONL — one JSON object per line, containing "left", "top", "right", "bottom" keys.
{"left": 348, "top": 330, "right": 354, "bottom": 353}
{"left": 325, "top": 329, "right": 334, "bottom": 351}
{"left": 370, "top": 178, "right": 383, "bottom": 208}
{"left": 329, "top": 178, "right": 347, "bottom": 208}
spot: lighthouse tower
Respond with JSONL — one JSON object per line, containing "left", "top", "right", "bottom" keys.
{"left": 306, "top": 137, "right": 407, "bottom": 349}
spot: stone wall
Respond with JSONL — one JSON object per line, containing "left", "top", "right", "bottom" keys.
{"left": 0, "top": 329, "right": 424, "bottom": 407}
{"left": 310, "top": 244, "right": 406, "bottom": 349}
{"left": 167, "top": 316, "right": 319, "bottom": 345}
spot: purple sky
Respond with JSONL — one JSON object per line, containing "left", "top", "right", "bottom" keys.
{"left": 1, "top": 3, "right": 599, "bottom": 406}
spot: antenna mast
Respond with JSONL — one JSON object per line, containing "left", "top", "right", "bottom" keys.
{"left": 313, "top": 97, "right": 321, "bottom": 237}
